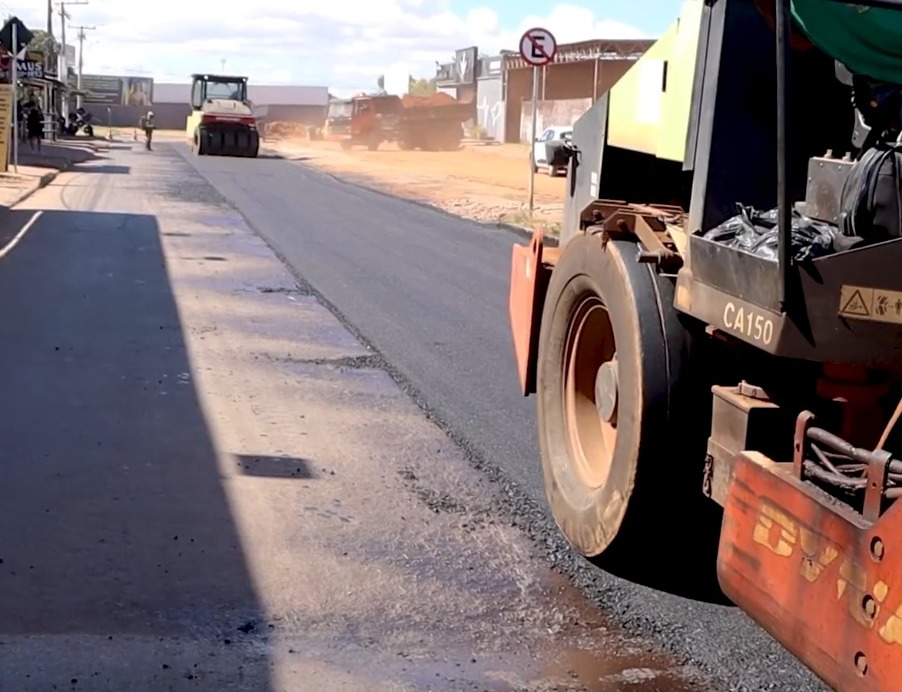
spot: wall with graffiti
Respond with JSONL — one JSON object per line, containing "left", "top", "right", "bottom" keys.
{"left": 475, "top": 55, "right": 504, "bottom": 141}
{"left": 476, "top": 76, "right": 503, "bottom": 141}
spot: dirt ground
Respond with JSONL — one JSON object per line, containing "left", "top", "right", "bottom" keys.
{"left": 267, "top": 135, "right": 568, "bottom": 235}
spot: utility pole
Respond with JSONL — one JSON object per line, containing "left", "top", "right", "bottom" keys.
{"left": 75, "top": 25, "right": 94, "bottom": 109}
{"left": 45, "top": 0, "right": 54, "bottom": 126}
{"left": 55, "top": 1, "right": 87, "bottom": 84}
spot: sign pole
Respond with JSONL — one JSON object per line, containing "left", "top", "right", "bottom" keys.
{"left": 11, "top": 21, "right": 17, "bottom": 172}
{"left": 518, "top": 26, "right": 557, "bottom": 219}
{"left": 528, "top": 65, "right": 538, "bottom": 214}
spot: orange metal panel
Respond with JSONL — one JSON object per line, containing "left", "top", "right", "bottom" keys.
{"left": 718, "top": 452, "right": 902, "bottom": 691}
{"left": 508, "top": 228, "right": 553, "bottom": 396}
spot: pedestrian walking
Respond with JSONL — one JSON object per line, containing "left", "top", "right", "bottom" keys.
{"left": 138, "top": 110, "right": 155, "bottom": 151}
{"left": 26, "top": 104, "right": 43, "bottom": 152}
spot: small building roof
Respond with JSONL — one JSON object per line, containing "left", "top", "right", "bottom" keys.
{"left": 502, "top": 38, "right": 654, "bottom": 71}
{"left": 152, "top": 82, "right": 329, "bottom": 106}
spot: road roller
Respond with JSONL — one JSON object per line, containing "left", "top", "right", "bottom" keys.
{"left": 186, "top": 73, "right": 260, "bottom": 157}
{"left": 508, "top": 0, "right": 902, "bottom": 688}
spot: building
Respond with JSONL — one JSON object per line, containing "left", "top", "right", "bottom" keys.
{"left": 435, "top": 46, "right": 478, "bottom": 104}
{"left": 82, "top": 78, "right": 330, "bottom": 130}
{"left": 434, "top": 46, "right": 479, "bottom": 133}
{"left": 502, "top": 38, "right": 653, "bottom": 143}
{"left": 475, "top": 54, "right": 504, "bottom": 141}
{"left": 435, "top": 39, "right": 653, "bottom": 144}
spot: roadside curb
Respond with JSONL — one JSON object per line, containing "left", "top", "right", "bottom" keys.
{"left": 273, "top": 150, "right": 562, "bottom": 248}
{"left": 5, "top": 159, "right": 71, "bottom": 209}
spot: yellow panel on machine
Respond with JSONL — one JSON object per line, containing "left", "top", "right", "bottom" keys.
{"left": 185, "top": 73, "right": 260, "bottom": 158}
{"left": 606, "top": 0, "right": 702, "bottom": 162}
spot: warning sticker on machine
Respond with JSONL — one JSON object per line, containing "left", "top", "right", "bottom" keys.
{"left": 839, "top": 285, "right": 902, "bottom": 324}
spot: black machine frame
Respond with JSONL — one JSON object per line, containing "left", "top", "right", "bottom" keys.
{"left": 674, "top": 0, "right": 902, "bottom": 365}
{"left": 772, "top": 0, "right": 902, "bottom": 306}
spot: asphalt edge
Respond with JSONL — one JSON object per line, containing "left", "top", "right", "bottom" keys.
{"left": 264, "top": 146, "right": 562, "bottom": 248}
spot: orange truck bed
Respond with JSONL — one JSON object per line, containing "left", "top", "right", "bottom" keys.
{"left": 400, "top": 94, "right": 474, "bottom": 123}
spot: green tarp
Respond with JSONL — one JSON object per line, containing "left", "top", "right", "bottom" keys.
{"left": 792, "top": 0, "right": 902, "bottom": 83}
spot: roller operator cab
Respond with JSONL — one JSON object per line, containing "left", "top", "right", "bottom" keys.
{"left": 508, "top": 0, "right": 902, "bottom": 689}
{"left": 186, "top": 74, "right": 259, "bottom": 158}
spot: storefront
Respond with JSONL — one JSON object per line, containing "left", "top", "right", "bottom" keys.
{"left": 0, "top": 48, "right": 69, "bottom": 139}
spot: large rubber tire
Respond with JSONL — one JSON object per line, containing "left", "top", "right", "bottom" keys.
{"left": 536, "top": 233, "right": 723, "bottom": 600}
{"left": 223, "top": 130, "right": 236, "bottom": 156}
{"left": 195, "top": 128, "right": 207, "bottom": 156}
{"left": 235, "top": 129, "right": 249, "bottom": 156}
{"left": 210, "top": 131, "right": 224, "bottom": 156}
{"left": 248, "top": 130, "right": 260, "bottom": 158}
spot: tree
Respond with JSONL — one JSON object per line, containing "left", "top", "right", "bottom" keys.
{"left": 26, "top": 29, "right": 55, "bottom": 56}
{"left": 407, "top": 77, "right": 436, "bottom": 96}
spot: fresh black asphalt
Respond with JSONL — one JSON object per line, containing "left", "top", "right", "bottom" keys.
{"left": 178, "top": 143, "right": 828, "bottom": 692}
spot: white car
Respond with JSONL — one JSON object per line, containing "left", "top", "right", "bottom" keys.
{"left": 532, "top": 125, "right": 573, "bottom": 177}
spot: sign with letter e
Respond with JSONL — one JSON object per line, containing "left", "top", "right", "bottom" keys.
{"left": 519, "top": 27, "right": 557, "bottom": 67}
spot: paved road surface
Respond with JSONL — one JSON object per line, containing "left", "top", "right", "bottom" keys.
{"left": 0, "top": 142, "right": 711, "bottom": 691}
{"left": 180, "top": 143, "right": 829, "bottom": 692}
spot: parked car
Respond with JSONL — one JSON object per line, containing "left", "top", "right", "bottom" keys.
{"left": 532, "top": 125, "right": 573, "bottom": 176}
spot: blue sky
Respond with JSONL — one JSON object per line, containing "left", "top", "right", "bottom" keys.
{"left": 13, "top": 0, "right": 686, "bottom": 93}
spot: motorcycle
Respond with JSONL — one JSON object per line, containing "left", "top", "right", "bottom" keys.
{"left": 64, "top": 108, "right": 94, "bottom": 137}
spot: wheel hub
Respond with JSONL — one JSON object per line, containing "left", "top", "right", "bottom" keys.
{"left": 562, "top": 296, "right": 618, "bottom": 491}
{"left": 595, "top": 359, "right": 619, "bottom": 424}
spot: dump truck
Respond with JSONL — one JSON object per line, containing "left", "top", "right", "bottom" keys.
{"left": 185, "top": 73, "right": 259, "bottom": 157}
{"left": 323, "top": 92, "right": 473, "bottom": 151}
{"left": 507, "top": 0, "right": 902, "bottom": 689}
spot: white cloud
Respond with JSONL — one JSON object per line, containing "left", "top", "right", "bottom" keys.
{"left": 14, "top": 0, "right": 654, "bottom": 93}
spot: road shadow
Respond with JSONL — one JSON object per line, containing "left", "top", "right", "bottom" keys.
{"left": 76, "top": 163, "right": 130, "bottom": 175}
{"left": 12, "top": 143, "right": 113, "bottom": 174}
{"left": 0, "top": 209, "right": 39, "bottom": 247}
{"left": 0, "top": 209, "right": 272, "bottom": 686}
{"left": 233, "top": 454, "right": 316, "bottom": 479}
{"left": 20, "top": 143, "right": 100, "bottom": 164}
